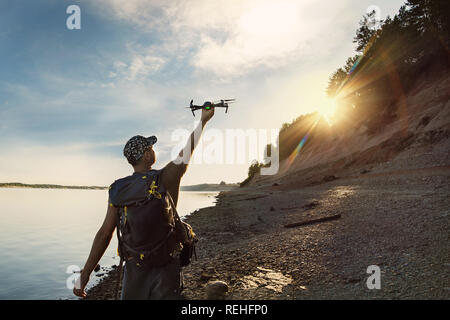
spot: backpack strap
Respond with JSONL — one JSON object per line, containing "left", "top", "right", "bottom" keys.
{"left": 115, "top": 208, "right": 125, "bottom": 259}
{"left": 115, "top": 210, "right": 125, "bottom": 300}
{"left": 166, "top": 191, "right": 198, "bottom": 268}
{"left": 167, "top": 192, "right": 188, "bottom": 241}
{"left": 147, "top": 169, "right": 164, "bottom": 200}
{"left": 114, "top": 257, "right": 124, "bottom": 300}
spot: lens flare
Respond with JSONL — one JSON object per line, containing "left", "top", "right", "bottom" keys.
{"left": 286, "top": 117, "right": 320, "bottom": 168}
{"left": 316, "top": 99, "right": 337, "bottom": 124}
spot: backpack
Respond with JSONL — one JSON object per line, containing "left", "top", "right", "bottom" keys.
{"left": 178, "top": 220, "right": 198, "bottom": 267}
{"left": 108, "top": 170, "right": 196, "bottom": 268}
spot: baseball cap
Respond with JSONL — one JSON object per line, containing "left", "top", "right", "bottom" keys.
{"left": 123, "top": 135, "right": 157, "bottom": 164}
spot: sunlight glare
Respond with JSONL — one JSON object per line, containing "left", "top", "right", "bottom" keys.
{"left": 239, "top": 1, "right": 299, "bottom": 38}
{"left": 316, "top": 98, "right": 337, "bottom": 124}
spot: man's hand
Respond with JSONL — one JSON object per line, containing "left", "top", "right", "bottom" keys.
{"left": 73, "top": 272, "right": 89, "bottom": 298}
{"left": 201, "top": 107, "right": 214, "bottom": 123}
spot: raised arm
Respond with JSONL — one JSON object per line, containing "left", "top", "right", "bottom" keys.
{"left": 178, "top": 107, "right": 214, "bottom": 165}
{"left": 73, "top": 203, "right": 117, "bottom": 298}
{"left": 161, "top": 107, "right": 214, "bottom": 205}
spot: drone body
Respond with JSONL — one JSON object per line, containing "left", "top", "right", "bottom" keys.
{"left": 188, "top": 99, "right": 235, "bottom": 116}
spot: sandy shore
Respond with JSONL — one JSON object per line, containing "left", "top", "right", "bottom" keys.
{"left": 84, "top": 162, "right": 450, "bottom": 300}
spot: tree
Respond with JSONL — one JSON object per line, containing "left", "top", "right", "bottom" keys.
{"left": 404, "top": 0, "right": 450, "bottom": 38}
{"left": 353, "top": 10, "right": 381, "bottom": 52}
{"left": 240, "top": 160, "right": 264, "bottom": 187}
{"left": 326, "top": 0, "right": 450, "bottom": 135}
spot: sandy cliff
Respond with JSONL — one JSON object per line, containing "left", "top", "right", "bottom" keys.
{"left": 252, "top": 72, "right": 450, "bottom": 189}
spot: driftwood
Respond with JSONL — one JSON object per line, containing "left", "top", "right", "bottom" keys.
{"left": 283, "top": 214, "right": 341, "bottom": 228}
{"left": 235, "top": 195, "right": 267, "bottom": 202}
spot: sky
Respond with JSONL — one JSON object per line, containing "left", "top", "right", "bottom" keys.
{"left": 0, "top": 0, "right": 406, "bottom": 186}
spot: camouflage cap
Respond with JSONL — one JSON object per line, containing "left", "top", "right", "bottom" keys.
{"left": 123, "top": 135, "right": 157, "bottom": 164}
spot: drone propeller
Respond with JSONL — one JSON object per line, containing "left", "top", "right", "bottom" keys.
{"left": 213, "top": 99, "right": 235, "bottom": 105}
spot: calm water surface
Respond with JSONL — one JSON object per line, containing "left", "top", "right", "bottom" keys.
{"left": 0, "top": 188, "right": 217, "bottom": 300}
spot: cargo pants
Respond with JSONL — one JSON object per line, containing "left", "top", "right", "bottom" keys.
{"left": 121, "top": 257, "right": 182, "bottom": 300}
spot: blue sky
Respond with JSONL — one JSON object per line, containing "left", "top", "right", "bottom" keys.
{"left": 0, "top": 0, "right": 405, "bottom": 186}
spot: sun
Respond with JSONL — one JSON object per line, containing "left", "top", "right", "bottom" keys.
{"left": 316, "top": 98, "right": 337, "bottom": 124}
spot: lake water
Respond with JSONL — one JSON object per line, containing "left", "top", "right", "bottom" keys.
{"left": 0, "top": 188, "right": 218, "bottom": 300}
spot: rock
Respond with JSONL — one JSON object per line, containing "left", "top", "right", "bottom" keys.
{"left": 200, "top": 272, "right": 215, "bottom": 281}
{"left": 417, "top": 116, "right": 431, "bottom": 128}
{"left": 205, "top": 280, "right": 229, "bottom": 300}
{"left": 302, "top": 201, "right": 319, "bottom": 210}
{"left": 270, "top": 206, "right": 275, "bottom": 211}
{"left": 322, "top": 175, "right": 338, "bottom": 182}
{"left": 94, "top": 264, "right": 101, "bottom": 272}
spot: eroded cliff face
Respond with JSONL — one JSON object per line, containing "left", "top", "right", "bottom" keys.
{"left": 250, "top": 72, "right": 450, "bottom": 188}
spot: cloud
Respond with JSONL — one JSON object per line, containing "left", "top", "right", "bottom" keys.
{"left": 191, "top": 0, "right": 315, "bottom": 75}
{"left": 0, "top": 75, "right": 184, "bottom": 148}
{"left": 93, "top": 0, "right": 351, "bottom": 78}
{"left": 112, "top": 54, "right": 167, "bottom": 81}
{"left": 94, "top": 0, "right": 169, "bottom": 28}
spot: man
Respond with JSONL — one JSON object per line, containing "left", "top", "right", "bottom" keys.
{"left": 73, "top": 107, "right": 214, "bottom": 299}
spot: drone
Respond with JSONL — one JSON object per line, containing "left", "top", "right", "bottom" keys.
{"left": 187, "top": 99, "right": 235, "bottom": 116}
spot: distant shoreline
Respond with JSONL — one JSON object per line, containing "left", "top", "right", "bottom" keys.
{"left": 0, "top": 182, "right": 107, "bottom": 190}
{"left": 180, "top": 183, "right": 238, "bottom": 192}
{"left": 0, "top": 182, "right": 238, "bottom": 192}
